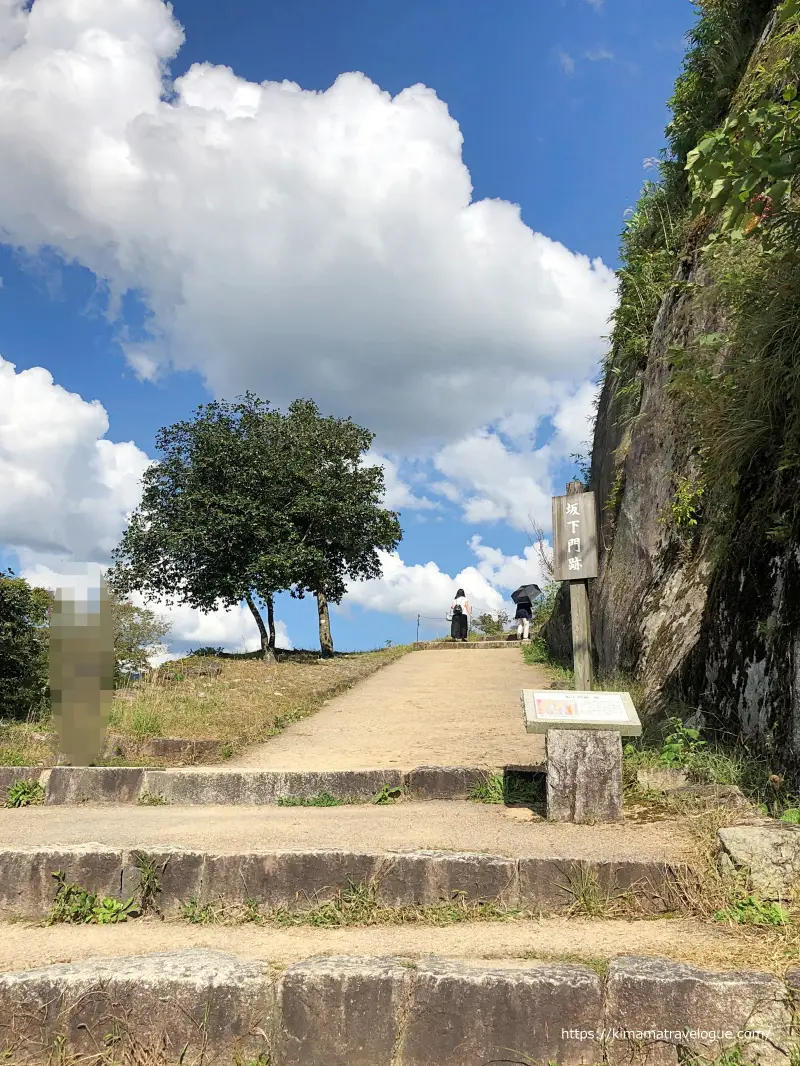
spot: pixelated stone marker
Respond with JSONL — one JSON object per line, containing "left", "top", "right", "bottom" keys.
{"left": 521, "top": 689, "right": 641, "bottom": 824}
{"left": 49, "top": 569, "right": 114, "bottom": 766}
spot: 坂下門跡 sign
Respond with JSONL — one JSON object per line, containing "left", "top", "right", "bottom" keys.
{"left": 552, "top": 490, "right": 598, "bottom": 581}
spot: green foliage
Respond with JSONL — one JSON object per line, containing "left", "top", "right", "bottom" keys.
{"left": 671, "top": 475, "right": 705, "bottom": 528}
{"left": 606, "top": 0, "right": 778, "bottom": 413}
{"left": 0, "top": 570, "right": 51, "bottom": 721}
{"left": 109, "top": 394, "right": 402, "bottom": 656}
{"left": 0, "top": 749, "right": 27, "bottom": 767}
{"left": 658, "top": 717, "right": 708, "bottom": 767}
{"left": 182, "top": 897, "right": 218, "bottom": 925}
{"left": 111, "top": 592, "right": 170, "bottom": 679}
{"left": 780, "top": 806, "right": 800, "bottom": 823}
{"left": 47, "top": 872, "right": 140, "bottom": 925}
{"left": 666, "top": 0, "right": 777, "bottom": 176}
{"left": 472, "top": 611, "right": 510, "bottom": 637}
{"left": 469, "top": 772, "right": 544, "bottom": 806}
{"left": 687, "top": 94, "right": 800, "bottom": 235}
{"left": 609, "top": 181, "right": 687, "bottom": 379}
{"left": 714, "top": 895, "right": 790, "bottom": 925}
{"left": 530, "top": 584, "right": 559, "bottom": 631}
{"left": 372, "top": 784, "right": 403, "bottom": 805}
{"left": 5, "top": 780, "right": 44, "bottom": 808}
{"left": 276, "top": 792, "right": 341, "bottom": 807}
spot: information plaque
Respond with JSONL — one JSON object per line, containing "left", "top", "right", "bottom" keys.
{"left": 521, "top": 689, "right": 641, "bottom": 736}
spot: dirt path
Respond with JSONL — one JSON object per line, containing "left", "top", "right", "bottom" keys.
{"left": 0, "top": 802, "right": 693, "bottom": 859}
{"left": 230, "top": 648, "right": 549, "bottom": 770}
{"left": 0, "top": 918, "right": 773, "bottom": 975}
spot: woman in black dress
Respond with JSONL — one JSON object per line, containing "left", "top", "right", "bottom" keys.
{"left": 449, "top": 588, "right": 471, "bottom": 642}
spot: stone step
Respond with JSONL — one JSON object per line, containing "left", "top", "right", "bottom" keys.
{"left": 0, "top": 915, "right": 774, "bottom": 977}
{"left": 0, "top": 946, "right": 792, "bottom": 1065}
{"left": 412, "top": 639, "right": 527, "bottom": 649}
{"left": 0, "top": 843, "right": 687, "bottom": 919}
{"left": 0, "top": 763, "right": 545, "bottom": 805}
{"left": 0, "top": 799, "right": 693, "bottom": 863}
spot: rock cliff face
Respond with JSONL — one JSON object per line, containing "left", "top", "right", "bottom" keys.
{"left": 545, "top": 2, "right": 800, "bottom": 774}
{"left": 547, "top": 252, "right": 800, "bottom": 774}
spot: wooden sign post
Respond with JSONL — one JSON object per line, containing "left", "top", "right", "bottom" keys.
{"left": 552, "top": 480, "right": 598, "bottom": 691}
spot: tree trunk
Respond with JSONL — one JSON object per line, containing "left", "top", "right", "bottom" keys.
{"left": 266, "top": 593, "right": 276, "bottom": 651}
{"left": 316, "top": 590, "right": 334, "bottom": 657}
{"left": 245, "top": 592, "right": 275, "bottom": 663}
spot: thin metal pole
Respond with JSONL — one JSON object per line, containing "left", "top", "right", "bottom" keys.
{"left": 416, "top": 614, "right": 420, "bottom": 644}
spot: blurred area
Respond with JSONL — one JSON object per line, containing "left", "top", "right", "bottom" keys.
{"left": 49, "top": 567, "right": 114, "bottom": 766}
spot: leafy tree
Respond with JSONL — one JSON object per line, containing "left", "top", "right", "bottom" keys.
{"left": 109, "top": 394, "right": 402, "bottom": 658}
{"left": 108, "top": 395, "right": 297, "bottom": 661}
{"left": 276, "top": 399, "right": 403, "bottom": 655}
{"left": 473, "top": 611, "right": 510, "bottom": 637}
{"left": 110, "top": 593, "right": 171, "bottom": 679}
{"left": 0, "top": 570, "right": 51, "bottom": 720}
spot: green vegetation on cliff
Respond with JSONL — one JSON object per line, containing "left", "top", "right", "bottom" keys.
{"left": 607, "top": 0, "right": 800, "bottom": 545}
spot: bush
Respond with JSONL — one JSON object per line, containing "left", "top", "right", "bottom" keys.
{"left": 472, "top": 611, "right": 510, "bottom": 637}
{"left": 0, "top": 571, "right": 51, "bottom": 721}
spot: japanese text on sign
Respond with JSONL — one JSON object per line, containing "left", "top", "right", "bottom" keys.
{"left": 552, "top": 490, "right": 598, "bottom": 581}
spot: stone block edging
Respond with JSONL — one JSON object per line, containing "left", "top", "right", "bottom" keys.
{"left": 0, "top": 764, "right": 546, "bottom": 805}
{"left": 0, "top": 949, "right": 794, "bottom": 1065}
{"left": 0, "top": 845, "right": 687, "bottom": 918}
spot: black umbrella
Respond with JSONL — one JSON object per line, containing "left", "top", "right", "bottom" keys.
{"left": 511, "top": 584, "right": 542, "bottom": 605}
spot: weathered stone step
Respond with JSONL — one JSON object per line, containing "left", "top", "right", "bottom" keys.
{"left": 0, "top": 915, "right": 774, "bottom": 977}
{"left": 0, "top": 800, "right": 692, "bottom": 864}
{"left": 0, "top": 843, "right": 686, "bottom": 919}
{"left": 412, "top": 639, "right": 526, "bottom": 649}
{"left": 0, "top": 948, "right": 792, "bottom": 1065}
{"left": 0, "top": 764, "right": 545, "bottom": 805}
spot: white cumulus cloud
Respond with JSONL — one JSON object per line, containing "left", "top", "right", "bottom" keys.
{"left": 0, "top": 0, "right": 616, "bottom": 449}
{"left": 343, "top": 550, "right": 506, "bottom": 621}
{"left": 468, "top": 535, "right": 549, "bottom": 592}
{"left": 0, "top": 357, "right": 150, "bottom": 561}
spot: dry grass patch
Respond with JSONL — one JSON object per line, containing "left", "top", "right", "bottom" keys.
{"left": 0, "top": 646, "right": 411, "bottom": 767}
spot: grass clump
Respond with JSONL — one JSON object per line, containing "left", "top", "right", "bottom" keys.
{"left": 183, "top": 880, "right": 518, "bottom": 929}
{"left": 372, "top": 784, "right": 403, "bottom": 805}
{"left": 137, "top": 790, "right": 169, "bottom": 806}
{"left": 276, "top": 792, "right": 341, "bottom": 808}
{"left": 5, "top": 779, "right": 44, "bottom": 807}
{"left": 469, "top": 772, "right": 544, "bottom": 807}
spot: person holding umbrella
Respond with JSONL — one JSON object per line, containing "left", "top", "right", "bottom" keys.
{"left": 511, "top": 584, "right": 541, "bottom": 642}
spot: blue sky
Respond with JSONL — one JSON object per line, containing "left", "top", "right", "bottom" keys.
{"left": 0, "top": 0, "right": 694, "bottom": 653}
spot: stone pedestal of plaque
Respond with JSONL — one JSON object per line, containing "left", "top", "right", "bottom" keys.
{"left": 546, "top": 729, "right": 622, "bottom": 823}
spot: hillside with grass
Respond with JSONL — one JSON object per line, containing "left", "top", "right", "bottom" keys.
{"left": 547, "top": 0, "right": 800, "bottom": 776}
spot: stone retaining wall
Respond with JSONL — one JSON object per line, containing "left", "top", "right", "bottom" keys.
{"left": 412, "top": 639, "right": 525, "bottom": 649}
{"left": 0, "top": 845, "right": 685, "bottom": 918}
{"left": 0, "top": 764, "right": 545, "bottom": 805}
{"left": 0, "top": 949, "right": 794, "bottom": 1065}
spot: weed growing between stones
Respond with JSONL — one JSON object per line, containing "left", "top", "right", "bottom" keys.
{"left": 47, "top": 872, "right": 141, "bottom": 925}
{"left": 372, "top": 784, "right": 403, "bottom": 805}
{"left": 469, "top": 772, "right": 544, "bottom": 807}
{"left": 556, "top": 865, "right": 637, "bottom": 920}
{"left": 133, "top": 852, "right": 166, "bottom": 915}
{"left": 276, "top": 792, "right": 342, "bottom": 807}
{"left": 181, "top": 880, "right": 519, "bottom": 929}
{"left": 46, "top": 853, "right": 165, "bottom": 925}
{"left": 4, "top": 779, "right": 44, "bottom": 807}
{"left": 137, "top": 790, "right": 169, "bottom": 806}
